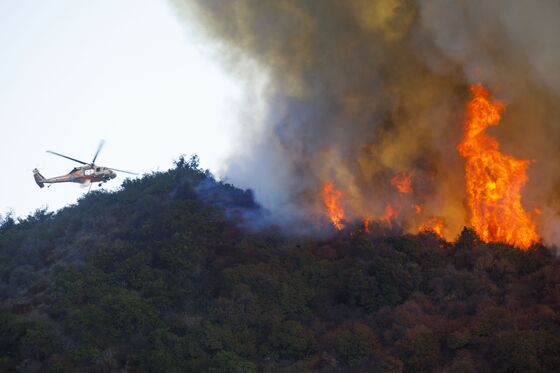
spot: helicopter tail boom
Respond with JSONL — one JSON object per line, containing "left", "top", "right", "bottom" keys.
{"left": 33, "top": 168, "right": 46, "bottom": 188}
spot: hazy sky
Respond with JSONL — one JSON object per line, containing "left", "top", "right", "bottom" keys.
{"left": 0, "top": 0, "right": 245, "bottom": 217}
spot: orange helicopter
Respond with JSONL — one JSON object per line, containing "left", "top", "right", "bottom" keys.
{"left": 33, "top": 140, "right": 137, "bottom": 190}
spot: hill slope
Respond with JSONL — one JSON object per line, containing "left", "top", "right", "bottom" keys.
{"left": 1, "top": 156, "right": 559, "bottom": 372}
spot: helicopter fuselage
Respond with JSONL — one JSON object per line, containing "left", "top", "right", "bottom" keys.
{"left": 33, "top": 140, "right": 136, "bottom": 189}
{"left": 33, "top": 165, "right": 116, "bottom": 188}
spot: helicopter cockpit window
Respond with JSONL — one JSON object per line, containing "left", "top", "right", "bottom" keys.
{"left": 70, "top": 167, "right": 79, "bottom": 173}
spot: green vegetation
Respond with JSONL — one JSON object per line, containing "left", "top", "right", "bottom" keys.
{"left": 1, "top": 156, "right": 559, "bottom": 372}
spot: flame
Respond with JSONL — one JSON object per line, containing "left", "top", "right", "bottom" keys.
{"left": 419, "top": 216, "right": 445, "bottom": 239}
{"left": 322, "top": 182, "right": 346, "bottom": 230}
{"left": 382, "top": 203, "right": 398, "bottom": 225}
{"left": 458, "top": 84, "right": 539, "bottom": 249}
{"left": 390, "top": 173, "right": 412, "bottom": 194}
{"left": 412, "top": 204, "right": 423, "bottom": 214}
{"left": 363, "top": 217, "right": 371, "bottom": 233}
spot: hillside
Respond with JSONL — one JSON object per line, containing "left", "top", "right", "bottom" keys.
{"left": 1, "top": 156, "right": 559, "bottom": 372}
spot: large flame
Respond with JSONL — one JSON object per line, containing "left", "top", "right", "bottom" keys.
{"left": 320, "top": 84, "right": 540, "bottom": 248}
{"left": 322, "top": 182, "right": 345, "bottom": 230}
{"left": 458, "top": 84, "right": 539, "bottom": 249}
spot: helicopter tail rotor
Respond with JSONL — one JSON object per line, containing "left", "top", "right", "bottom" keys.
{"left": 33, "top": 168, "right": 46, "bottom": 188}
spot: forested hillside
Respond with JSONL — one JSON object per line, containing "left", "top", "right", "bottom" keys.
{"left": 1, "top": 156, "right": 559, "bottom": 372}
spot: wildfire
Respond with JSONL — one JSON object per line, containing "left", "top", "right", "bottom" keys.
{"left": 318, "top": 84, "right": 540, "bottom": 249}
{"left": 419, "top": 216, "right": 445, "bottom": 239}
{"left": 322, "top": 182, "right": 346, "bottom": 230}
{"left": 382, "top": 203, "right": 398, "bottom": 225}
{"left": 390, "top": 173, "right": 412, "bottom": 194}
{"left": 458, "top": 84, "right": 539, "bottom": 249}
{"left": 362, "top": 218, "right": 371, "bottom": 233}
{"left": 412, "top": 204, "right": 423, "bottom": 214}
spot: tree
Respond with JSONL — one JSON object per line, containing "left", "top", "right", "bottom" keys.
{"left": 397, "top": 325, "right": 440, "bottom": 371}
{"left": 335, "top": 323, "right": 378, "bottom": 367}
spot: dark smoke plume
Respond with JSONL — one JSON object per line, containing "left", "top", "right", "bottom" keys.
{"left": 171, "top": 0, "right": 560, "bottom": 244}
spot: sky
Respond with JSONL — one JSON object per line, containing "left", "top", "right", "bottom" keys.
{"left": 0, "top": 0, "right": 246, "bottom": 217}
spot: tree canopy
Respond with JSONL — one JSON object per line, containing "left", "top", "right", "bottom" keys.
{"left": 1, "top": 156, "right": 559, "bottom": 372}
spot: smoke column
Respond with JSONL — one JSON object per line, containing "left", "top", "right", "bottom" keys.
{"left": 171, "top": 0, "right": 560, "bottom": 245}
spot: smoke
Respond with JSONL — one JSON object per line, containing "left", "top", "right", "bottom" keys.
{"left": 171, "top": 0, "right": 560, "bottom": 244}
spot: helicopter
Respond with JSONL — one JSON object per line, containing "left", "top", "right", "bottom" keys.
{"left": 33, "top": 140, "right": 137, "bottom": 190}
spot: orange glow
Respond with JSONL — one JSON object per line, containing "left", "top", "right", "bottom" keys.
{"left": 382, "top": 203, "right": 398, "bottom": 225}
{"left": 363, "top": 217, "right": 372, "bottom": 233}
{"left": 412, "top": 204, "right": 423, "bottom": 214}
{"left": 419, "top": 216, "right": 445, "bottom": 239}
{"left": 322, "top": 182, "right": 346, "bottom": 230}
{"left": 458, "top": 84, "right": 539, "bottom": 249}
{"left": 390, "top": 173, "right": 412, "bottom": 194}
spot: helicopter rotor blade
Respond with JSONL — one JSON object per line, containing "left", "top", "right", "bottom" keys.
{"left": 107, "top": 167, "right": 138, "bottom": 175}
{"left": 46, "top": 150, "right": 88, "bottom": 165}
{"left": 91, "top": 140, "right": 105, "bottom": 165}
